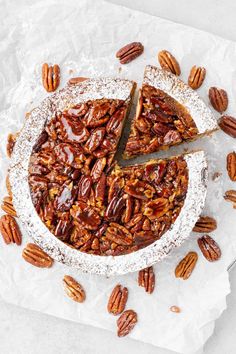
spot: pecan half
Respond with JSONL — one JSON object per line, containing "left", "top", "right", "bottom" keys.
{"left": 158, "top": 50, "right": 181, "bottom": 76}
{"left": 227, "top": 152, "right": 236, "bottom": 181}
{"left": 42, "top": 63, "right": 60, "bottom": 92}
{"left": 209, "top": 87, "right": 228, "bottom": 113}
{"left": 218, "top": 115, "right": 236, "bottom": 138}
{"left": 107, "top": 284, "right": 128, "bottom": 315}
{"left": 193, "top": 216, "right": 217, "bottom": 233}
{"left": 0, "top": 215, "right": 22, "bottom": 245}
{"left": 106, "top": 223, "right": 133, "bottom": 245}
{"left": 7, "top": 133, "right": 18, "bottom": 157}
{"left": 63, "top": 275, "right": 86, "bottom": 303}
{"left": 138, "top": 266, "right": 155, "bottom": 294}
{"left": 224, "top": 190, "right": 236, "bottom": 206}
{"left": 22, "top": 243, "right": 53, "bottom": 268}
{"left": 170, "top": 305, "right": 181, "bottom": 313}
{"left": 175, "top": 252, "right": 198, "bottom": 280}
{"left": 116, "top": 42, "right": 144, "bottom": 64}
{"left": 117, "top": 310, "right": 138, "bottom": 337}
{"left": 198, "top": 235, "right": 221, "bottom": 262}
{"left": 68, "top": 77, "right": 88, "bottom": 85}
{"left": 188, "top": 65, "right": 206, "bottom": 89}
{"left": 1, "top": 196, "right": 17, "bottom": 217}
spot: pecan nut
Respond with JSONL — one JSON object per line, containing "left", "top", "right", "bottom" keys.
{"left": 138, "top": 266, "right": 155, "bottom": 294}
{"left": 22, "top": 243, "right": 53, "bottom": 268}
{"left": 116, "top": 42, "right": 144, "bottom": 64}
{"left": 42, "top": 63, "right": 60, "bottom": 92}
{"left": 63, "top": 275, "right": 86, "bottom": 303}
{"left": 209, "top": 87, "right": 228, "bottom": 113}
{"left": 197, "top": 235, "right": 221, "bottom": 262}
{"left": 193, "top": 216, "right": 217, "bottom": 233}
{"left": 188, "top": 65, "right": 206, "bottom": 89}
{"left": 106, "top": 223, "right": 133, "bottom": 245}
{"left": 158, "top": 50, "right": 181, "bottom": 76}
{"left": 0, "top": 214, "right": 22, "bottom": 245}
{"left": 170, "top": 305, "right": 181, "bottom": 313}
{"left": 227, "top": 152, "right": 236, "bottom": 181}
{"left": 7, "top": 132, "right": 18, "bottom": 157}
{"left": 218, "top": 115, "right": 236, "bottom": 138}
{"left": 117, "top": 310, "right": 138, "bottom": 337}
{"left": 1, "top": 196, "right": 17, "bottom": 217}
{"left": 107, "top": 284, "right": 128, "bottom": 315}
{"left": 68, "top": 77, "right": 88, "bottom": 85}
{"left": 175, "top": 251, "right": 198, "bottom": 280}
{"left": 224, "top": 190, "right": 236, "bottom": 206}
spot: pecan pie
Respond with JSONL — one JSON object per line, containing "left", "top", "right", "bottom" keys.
{"left": 124, "top": 65, "right": 217, "bottom": 159}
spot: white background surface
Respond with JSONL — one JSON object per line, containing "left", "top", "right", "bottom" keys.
{"left": 1, "top": 0, "right": 236, "bottom": 353}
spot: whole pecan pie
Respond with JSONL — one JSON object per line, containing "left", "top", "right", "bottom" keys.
{"left": 9, "top": 73, "right": 210, "bottom": 274}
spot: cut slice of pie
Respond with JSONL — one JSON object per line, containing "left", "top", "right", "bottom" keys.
{"left": 123, "top": 65, "right": 218, "bottom": 159}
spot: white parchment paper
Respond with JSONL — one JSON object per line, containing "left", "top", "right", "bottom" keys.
{"left": 1, "top": 0, "right": 236, "bottom": 352}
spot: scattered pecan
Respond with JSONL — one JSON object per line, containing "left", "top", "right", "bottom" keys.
{"left": 209, "top": 87, "right": 228, "bottom": 113}
{"left": 68, "top": 77, "right": 88, "bottom": 85}
{"left": 116, "top": 42, "right": 144, "bottom": 64}
{"left": 42, "top": 63, "right": 60, "bottom": 92}
{"left": 188, "top": 65, "right": 206, "bottom": 89}
{"left": 175, "top": 252, "right": 198, "bottom": 280}
{"left": 0, "top": 214, "right": 22, "bottom": 245}
{"left": 107, "top": 284, "right": 128, "bottom": 315}
{"left": 224, "top": 190, "right": 236, "bottom": 207}
{"left": 170, "top": 306, "right": 181, "bottom": 313}
{"left": 197, "top": 235, "right": 221, "bottom": 262}
{"left": 193, "top": 216, "right": 217, "bottom": 233}
{"left": 6, "top": 133, "right": 18, "bottom": 157}
{"left": 227, "top": 152, "right": 236, "bottom": 181}
{"left": 218, "top": 115, "right": 236, "bottom": 138}
{"left": 1, "top": 196, "right": 17, "bottom": 217}
{"left": 117, "top": 310, "right": 138, "bottom": 337}
{"left": 22, "top": 243, "right": 53, "bottom": 268}
{"left": 138, "top": 266, "right": 155, "bottom": 294}
{"left": 158, "top": 50, "right": 181, "bottom": 76}
{"left": 63, "top": 275, "right": 86, "bottom": 303}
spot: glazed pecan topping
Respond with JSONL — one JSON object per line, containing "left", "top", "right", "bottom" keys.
{"left": 227, "top": 152, "right": 236, "bottom": 181}
{"left": 63, "top": 275, "right": 86, "bottom": 303}
{"left": 124, "top": 84, "right": 198, "bottom": 158}
{"left": 28, "top": 95, "right": 189, "bottom": 256}
{"left": 1, "top": 196, "right": 17, "bottom": 217}
{"left": 175, "top": 252, "right": 198, "bottom": 280}
{"left": 138, "top": 266, "right": 155, "bottom": 294}
{"left": 209, "top": 87, "right": 228, "bottom": 113}
{"left": 117, "top": 310, "right": 138, "bottom": 337}
{"left": 22, "top": 243, "right": 53, "bottom": 268}
{"left": 188, "top": 66, "right": 206, "bottom": 90}
{"left": 0, "top": 214, "right": 22, "bottom": 245}
{"left": 197, "top": 235, "right": 221, "bottom": 262}
{"left": 193, "top": 216, "right": 217, "bottom": 233}
{"left": 116, "top": 42, "right": 144, "bottom": 64}
{"left": 107, "top": 284, "right": 128, "bottom": 315}
{"left": 42, "top": 63, "right": 60, "bottom": 92}
{"left": 158, "top": 50, "right": 181, "bottom": 76}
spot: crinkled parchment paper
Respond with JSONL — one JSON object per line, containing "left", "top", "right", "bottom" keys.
{"left": 0, "top": 0, "right": 236, "bottom": 352}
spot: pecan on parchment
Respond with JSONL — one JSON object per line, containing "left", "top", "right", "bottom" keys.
{"left": 197, "top": 235, "right": 221, "bottom": 262}
{"left": 63, "top": 275, "right": 86, "bottom": 303}
{"left": 188, "top": 65, "right": 206, "bottom": 89}
{"left": 175, "top": 251, "right": 198, "bottom": 280}
{"left": 224, "top": 190, "right": 236, "bottom": 207}
{"left": 227, "top": 152, "right": 236, "bottom": 181}
{"left": 209, "top": 87, "right": 228, "bottom": 113}
{"left": 0, "top": 214, "right": 22, "bottom": 245}
{"left": 107, "top": 284, "right": 128, "bottom": 315}
{"left": 42, "top": 63, "right": 60, "bottom": 92}
{"left": 22, "top": 243, "right": 53, "bottom": 268}
{"left": 117, "top": 309, "right": 138, "bottom": 337}
{"left": 116, "top": 42, "right": 144, "bottom": 64}
{"left": 68, "top": 77, "right": 88, "bottom": 85}
{"left": 1, "top": 196, "right": 17, "bottom": 217}
{"left": 193, "top": 216, "right": 217, "bottom": 233}
{"left": 138, "top": 266, "right": 155, "bottom": 294}
{"left": 6, "top": 132, "right": 18, "bottom": 157}
{"left": 158, "top": 50, "right": 181, "bottom": 76}
{"left": 218, "top": 115, "right": 236, "bottom": 138}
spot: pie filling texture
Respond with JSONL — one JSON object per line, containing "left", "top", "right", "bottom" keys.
{"left": 123, "top": 84, "right": 198, "bottom": 159}
{"left": 28, "top": 88, "right": 190, "bottom": 256}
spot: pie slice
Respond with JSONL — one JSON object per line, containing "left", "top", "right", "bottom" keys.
{"left": 123, "top": 65, "right": 218, "bottom": 159}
